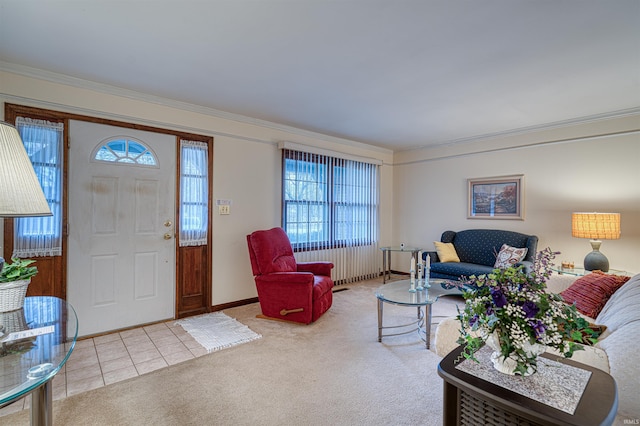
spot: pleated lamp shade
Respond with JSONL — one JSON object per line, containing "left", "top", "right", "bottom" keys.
{"left": 571, "top": 213, "right": 621, "bottom": 240}
{"left": 0, "top": 121, "right": 52, "bottom": 217}
{"left": 571, "top": 212, "right": 620, "bottom": 272}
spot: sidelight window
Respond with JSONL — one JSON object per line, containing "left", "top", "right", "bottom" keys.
{"left": 13, "top": 117, "right": 64, "bottom": 258}
{"left": 179, "top": 140, "right": 208, "bottom": 246}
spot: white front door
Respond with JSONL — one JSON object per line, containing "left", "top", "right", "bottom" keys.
{"left": 68, "top": 120, "right": 176, "bottom": 336}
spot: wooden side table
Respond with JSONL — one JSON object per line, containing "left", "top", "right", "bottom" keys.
{"left": 438, "top": 345, "right": 618, "bottom": 426}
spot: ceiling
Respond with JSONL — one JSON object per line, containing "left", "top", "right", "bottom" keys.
{"left": 1, "top": 1, "right": 639, "bottom": 151}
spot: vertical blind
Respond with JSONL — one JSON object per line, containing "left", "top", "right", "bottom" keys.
{"left": 13, "top": 117, "right": 64, "bottom": 258}
{"left": 282, "top": 148, "right": 379, "bottom": 252}
{"left": 179, "top": 140, "right": 209, "bottom": 247}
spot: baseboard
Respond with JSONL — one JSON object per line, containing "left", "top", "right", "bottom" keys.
{"left": 211, "top": 297, "right": 259, "bottom": 312}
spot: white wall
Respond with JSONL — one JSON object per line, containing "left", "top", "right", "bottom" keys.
{"left": 0, "top": 69, "right": 394, "bottom": 306}
{"left": 2, "top": 67, "right": 637, "bottom": 309}
{"left": 391, "top": 115, "right": 640, "bottom": 274}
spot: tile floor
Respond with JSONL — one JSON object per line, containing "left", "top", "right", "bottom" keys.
{"left": 0, "top": 320, "right": 208, "bottom": 417}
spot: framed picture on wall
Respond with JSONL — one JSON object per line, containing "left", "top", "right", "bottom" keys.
{"left": 468, "top": 175, "right": 524, "bottom": 220}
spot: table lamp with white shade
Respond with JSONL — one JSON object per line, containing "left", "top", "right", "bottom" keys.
{"left": 0, "top": 121, "right": 52, "bottom": 272}
{"left": 571, "top": 212, "right": 620, "bottom": 272}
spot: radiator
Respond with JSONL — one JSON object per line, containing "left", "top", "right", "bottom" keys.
{"left": 294, "top": 243, "right": 379, "bottom": 285}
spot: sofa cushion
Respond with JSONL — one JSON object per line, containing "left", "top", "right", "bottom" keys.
{"left": 433, "top": 242, "right": 460, "bottom": 262}
{"left": 560, "top": 272, "right": 630, "bottom": 318}
{"left": 596, "top": 320, "right": 640, "bottom": 419}
{"left": 430, "top": 262, "right": 494, "bottom": 279}
{"left": 594, "top": 274, "right": 640, "bottom": 419}
{"left": 494, "top": 244, "right": 528, "bottom": 268}
{"left": 596, "top": 273, "right": 640, "bottom": 333}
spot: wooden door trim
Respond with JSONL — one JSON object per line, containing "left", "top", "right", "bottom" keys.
{"left": 175, "top": 136, "right": 213, "bottom": 318}
{"left": 4, "top": 103, "right": 213, "bottom": 318}
{"left": 4, "top": 105, "right": 68, "bottom": 299}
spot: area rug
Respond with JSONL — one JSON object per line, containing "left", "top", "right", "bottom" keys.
{"left": 176, "top": 312, "right": 261, "bottom": 353}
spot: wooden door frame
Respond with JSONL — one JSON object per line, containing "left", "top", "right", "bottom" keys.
{"left": 3, "top": 103, "right": 213, "bottom": 318}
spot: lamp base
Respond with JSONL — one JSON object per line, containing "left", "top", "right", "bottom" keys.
{"left": 583, "top": 240, "right": 609, "bottom": 272}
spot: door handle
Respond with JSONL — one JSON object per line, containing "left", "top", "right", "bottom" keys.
{"left": 164, "top": 233, "right": 173, "bottom": 240}
{"left": 164, "top": 220, "right": 172, "bottom": 228}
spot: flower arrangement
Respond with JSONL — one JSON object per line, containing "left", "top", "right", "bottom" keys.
{"left": 456, "top": 248, "right": 598, "bottom": 376}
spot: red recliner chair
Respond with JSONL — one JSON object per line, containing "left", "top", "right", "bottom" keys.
{"left": 246, "top": 227, "right": 333, "bottom": 324}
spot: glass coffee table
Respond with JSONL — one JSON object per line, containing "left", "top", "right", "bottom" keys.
{"left": 375, "top": 278, "right": 464, "bottom": 349}
{"left": 0, "top": 296, "right": 78, "bottom": 426}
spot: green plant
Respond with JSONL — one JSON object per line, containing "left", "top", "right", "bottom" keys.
{"left": 0, "top": 258, "right": 38, "bottom": 283}
{"left": 456, "top": 248, "right": 597, "bottom": 375}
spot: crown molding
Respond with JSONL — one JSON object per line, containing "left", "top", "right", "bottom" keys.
{"left": 2, "top": 61, "right": 635, "bottom": 156}
{"left": 0, "top": 61, "right": 392, "bottom": 156}
{"left": 399, "top": 106, "right": 640, "bottom": 154}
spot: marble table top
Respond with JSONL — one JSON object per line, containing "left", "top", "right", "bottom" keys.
{"left": 456, "top": 345, "right": 592, "bottom": 414}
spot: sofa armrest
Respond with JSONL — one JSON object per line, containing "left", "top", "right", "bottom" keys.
{"left": 523, "top": 235, "right": 539, "bottom": 263}
{"left": 545, "top": 274, "right": 579, "bottom": 294}
{"left": 441, "top": 230, "right": 457, "bottom": 244}
{"left": 516, "top": 260, "right": 534, "bottom": 274}
{"left": 422, "top": 250, "right": 439, "bottom": 264}
{"left": 297, "top": 261, "right": 334, "bottom": 277}
{"left": 434, "top": 316, "right": 463, "bottom": 357}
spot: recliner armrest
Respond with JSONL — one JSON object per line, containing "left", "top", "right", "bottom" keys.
{"left": 297, "top": 261, "right": 334, "bottom": 277}
{"left": 256, "top": 272, "right": 315, "bottom": 286}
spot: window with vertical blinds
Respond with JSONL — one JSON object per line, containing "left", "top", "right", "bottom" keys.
{"left": 282, "top": 149, "right": 379, "bottom": 251}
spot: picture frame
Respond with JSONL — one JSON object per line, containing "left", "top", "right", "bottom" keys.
{"left": 468, "top": 175, "right": 524, "bottom": 220}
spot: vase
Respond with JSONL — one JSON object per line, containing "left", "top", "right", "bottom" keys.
{"left": 485, "top": 330, "right": 546, "bottom": 376}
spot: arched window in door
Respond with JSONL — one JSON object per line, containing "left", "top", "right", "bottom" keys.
{"left": 92, "top": 138, "right": 158, "bottom": 167}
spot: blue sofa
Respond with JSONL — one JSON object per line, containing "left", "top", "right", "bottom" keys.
{"left": 422, "top": 229, "right": 538, "bottom": 281}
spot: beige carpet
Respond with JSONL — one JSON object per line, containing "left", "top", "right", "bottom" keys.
{"left": 1, "top": 279, "right": 463, "bottom": 426}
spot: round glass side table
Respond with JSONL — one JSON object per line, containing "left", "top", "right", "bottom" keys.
{"left": 0, "top": 296, "right": 78, "bottom": 426}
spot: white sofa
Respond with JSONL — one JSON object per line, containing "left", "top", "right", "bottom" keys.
{"left": 434, "top": 272, "right": 640, "bottom": 422}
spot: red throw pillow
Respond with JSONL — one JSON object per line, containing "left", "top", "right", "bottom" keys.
{"left": 560, "top": 271, "right": 631, "bottom": 318}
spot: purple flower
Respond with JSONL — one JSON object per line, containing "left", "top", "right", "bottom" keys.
{"left": 522, "top": 301, "right": 539, "bottom": 318}
{"left": 531, "top": 320, "right": 546, "bottom": 338}
{"left": 490, "top": 287, "right": 507, "bottom": 308}
{"left": 469, "top": 314, "right": 479, "bottom": 327}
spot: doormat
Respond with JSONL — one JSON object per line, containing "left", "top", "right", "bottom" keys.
{"left": 176, "top": 312, "right": 262, "bottom": 353}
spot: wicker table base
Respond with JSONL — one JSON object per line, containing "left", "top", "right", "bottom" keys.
{"left": 438, "top": 345, "right": 618, "bottom": 426}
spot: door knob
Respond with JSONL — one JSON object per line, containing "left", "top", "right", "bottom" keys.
{"left": 164, "top": 220, "right": 172, "bottom": 228}
{"left": 164, "top": 233, "right": 172, "bottom": 240}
